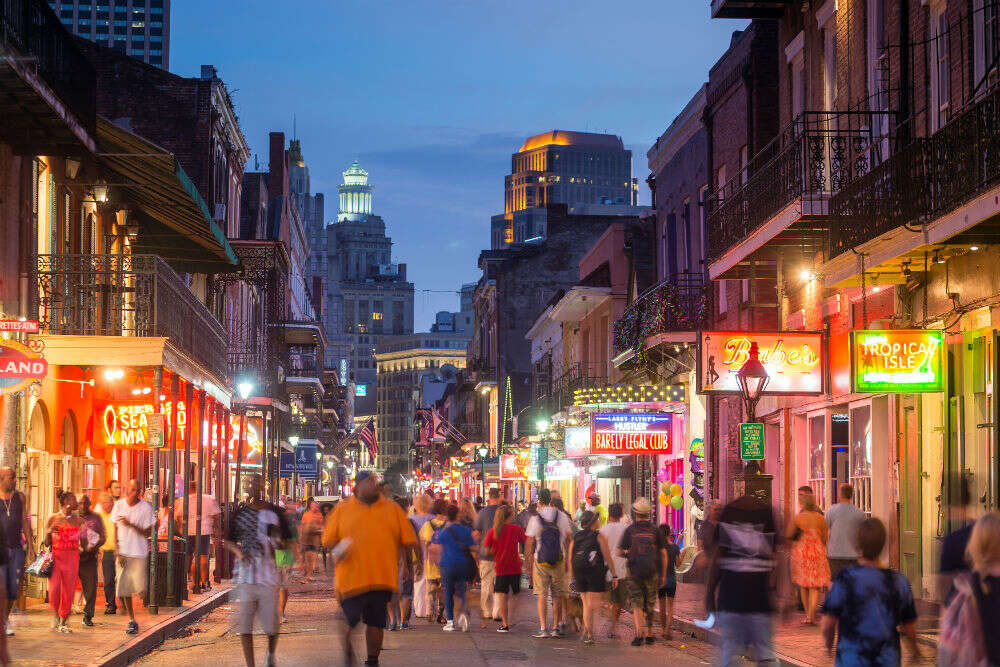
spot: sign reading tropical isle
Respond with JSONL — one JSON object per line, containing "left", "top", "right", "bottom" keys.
{"left": 699, "top": 331, "right": 824, "bottom": 394}
{"left": 851, "top": 330, "right": 944, "bottom": 393}
{"left": 0, "top": 339, "right": 47, "bottom": 396}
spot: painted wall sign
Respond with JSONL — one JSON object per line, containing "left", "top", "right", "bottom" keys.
{"left": 699, "top": 331, "right": 824, "bottom": 394}
{"left": 590, "top": 413, "right": 672, "bottom": 455}
{"left": 99, "top": 400, "right": 186, "bottom": 449}
{"left": 851, "top": 329, "right": 944, "bottom": 393}
{"left": 0, "top": 339, "right": 47, "bottom": 395}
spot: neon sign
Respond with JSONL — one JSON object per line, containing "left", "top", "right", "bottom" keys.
{"left": 230, "top": 415, "right": 263, "bottom": 467}
{"left": 590, "top": 413, "right": 672, "bottom": 455}
{"left": 0, "top": 339, "right": 47, "bottom": 396}
{"left": 500, "top": 450, "right": 531, "bottom": 481}
{"left": 100, "top": 400, "right": 186, "bottom": 448}
{"left": 699, "top": 331, "right": 824, "bottom": 394}
{"left": 851, "top": 330, "right": 943, "bottom": 393}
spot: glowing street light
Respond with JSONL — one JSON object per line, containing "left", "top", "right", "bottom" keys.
{"left": 237, "top": 381, "right": 254, "bottom": 400}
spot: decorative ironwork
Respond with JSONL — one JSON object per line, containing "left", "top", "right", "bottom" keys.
{"left": 35, "top": 254, "right": 227, "bottom": 379}
{"left": 613, "top": 273, "right": 711, "bottom": 354}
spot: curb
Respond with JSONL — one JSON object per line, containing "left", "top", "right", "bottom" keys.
{"left": 87, "top": 587, "right": 232, "bottom": 667}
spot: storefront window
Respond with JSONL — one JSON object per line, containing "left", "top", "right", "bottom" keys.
{"left": 850, "top": 405, "right": 873, "bottom": 514}
{"left": 808, "top": 414, "right": 827, "bottom": 507}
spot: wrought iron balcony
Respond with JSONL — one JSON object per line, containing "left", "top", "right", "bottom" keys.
{"left": 613, "top": 273, "right": 711, "bottom": 353}
{"left": 830, "top": 85, "right": 1000, "bottom": 255}
{"left": 36, "top": 254, "right": 227, "bottom": 380}
{"left": 706, "top": 111, "right": 889, "bottom": 262}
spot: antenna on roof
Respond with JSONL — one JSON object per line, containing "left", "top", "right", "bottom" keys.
{"left": 293, "top": 114, "right": 297, "bottom": 140}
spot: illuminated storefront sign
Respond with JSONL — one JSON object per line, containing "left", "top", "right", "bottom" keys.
{"left": 355, "top": 384, "right": 367, "bottom": 397}
{"left": 230, "top": 415, "right": 264, "bottom": 467}
{"left": 0, "top": 339, "right": 47, "bottom": 395}
{"left": 699, "top": 331, "right": 824, "bottom": 394}
{"left": 590, "top": 413, "right": 672, "bottom": 455}
{"left": 500, "top": 450, "right": 531, "bottom": 481}
{"left": 851, "top": 329, "right": 944, "bottom": 393}
{"left": 564, "top": 425, "right": 591, "bottom": 458}
{"left": 545, "top": 459, "right": 577, "bottom": 480}
{"left": 0, "top": 320, "right": 40, "bottom": 333}
{"left": 573, "top": 384, "right": 685, "bottom": 406}
{"left": 100, "top": 400, "right": 187, "bottom": 448}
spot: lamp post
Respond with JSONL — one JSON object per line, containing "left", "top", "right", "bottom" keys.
{"left": 477, "top": 444, "right": 489, "bottom": 498}
{"left": 736, "top": 340, "right": 771, "bottom": 487}
{"left": 235, "top": 381, "right": 253, "bottom": 506}
{"left": 289, "top": 434, "right": 300, "bottom": 501}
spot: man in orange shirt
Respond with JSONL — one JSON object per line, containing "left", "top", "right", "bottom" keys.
{"left": 323, "top": 472, "right": 420, "bottom": 667}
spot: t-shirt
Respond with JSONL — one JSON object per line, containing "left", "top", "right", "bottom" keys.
{"left": 110, "top": 498, "right": 156, "bottom": 558}
{"left": 97, "top": 507, "right": 117, "bottom": 552}
{"left": 586, "top": 503, "right": 609, "bottom": 527}
{"left": 940, "top": 523, "right": 974, "bottom": 573}
{"left": 484, "top": 523, "right": 526, "bottom": 576}
{"left": 619, "top": 520, "right": 667, "bottom": 580}
{"left": 410, "top": 512, "right": 434, "bottom": 536}
{"left": 821, "top": 565, "right": 917, "bottom": 667}
{"left": 432, "top": 522, "right": 475, "bottom": 569}
{"left": 301, "top": 510, "right": 324, "bottom": 546}
{"left": 323, "top": 496, "right": 417, "bottom": 598}
{"left": 711, "top": 497, "right": 776, "bottom": 614}
{"left": 177, "top": 494, "right": 221, "bottom": 535}
{"left": 474, "top": 504, "right": 500, "bottom": 560}
{"left": 825, "top": 502, "right": 866, "bottom": 559}
{"left": 525, "top": 506, "right": 574, "bottom": 559}
{"left": 599, "top": 521, "right": 629, "bottom": 580}
{"left": 665, "top": 542, "right": 681, "bottom": 586}
{"left": 227, "top": 501, "right": 288, "bottom": 586}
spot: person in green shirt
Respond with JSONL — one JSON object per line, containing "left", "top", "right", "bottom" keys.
{"left": 586, "top": 493, "right": 608, "bottom": 527}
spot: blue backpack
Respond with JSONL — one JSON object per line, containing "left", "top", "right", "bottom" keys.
{"left": 536, "top": 516, "right": 563, "bottom": 565}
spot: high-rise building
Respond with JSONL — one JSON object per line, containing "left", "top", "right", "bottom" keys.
{"left": 289, "top": 139, "right": 324, "bottom": 233}
{"left": 49, "top": 0, "right": 170, "bottom": 69}
{"left": 306, "top": 161, "right": 414, "bottom": 421}
{"left": 490, "top": 130, "right": 640, "bottom": 248}
{"left": 430, "top": 283, "right": 475, "bottom": 333}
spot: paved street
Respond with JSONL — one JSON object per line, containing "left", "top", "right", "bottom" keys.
{"left": 135, "top": 574, "right": 717, "bottom": 667}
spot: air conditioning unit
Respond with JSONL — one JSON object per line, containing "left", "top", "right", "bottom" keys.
{"left": 214, "top": 202, "right": 226, "bottom": 221}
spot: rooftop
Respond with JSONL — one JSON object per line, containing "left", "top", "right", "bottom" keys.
{"left": 518, "top": 130, "right": 625, "bottom": 153}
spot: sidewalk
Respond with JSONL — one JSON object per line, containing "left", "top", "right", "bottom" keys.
{"left": 7, "top": 584, "right": 231, "bottom": 667}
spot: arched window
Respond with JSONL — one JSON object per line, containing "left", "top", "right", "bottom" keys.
{"left": 61, "top": 412, "right": 77, "bottom": 456}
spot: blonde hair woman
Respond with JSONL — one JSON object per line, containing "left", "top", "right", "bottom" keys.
{"left": 788, "top": 486, "right": 831, "bottom": 624}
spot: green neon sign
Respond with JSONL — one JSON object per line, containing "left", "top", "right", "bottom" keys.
{"left": 851, "top": 329, "right": 944, "bottom": 393}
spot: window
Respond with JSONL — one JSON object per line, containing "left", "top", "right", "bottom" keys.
{"left": 931, "top": 4, "right": 951, "bottom": 130}
{"left": 698, "top": 184, "right": 708, "bottom": 265}
{"left": 717, "top": 281, "right": 728, "bottom": 314}
{"left": 975, "top": 0, "right": 999, "bottom": 88}
{"left": 867, "top": 0, "right": 887, "bottom": 110}
{"left": 149, "top": 34, "right": 162, "bottom": 41}
{"left": 150, "top": 55, "right": 162, "bottom": 65}
{"left": 791, "top": 54, "right": 806, "bottom": 120}
{"left": 823, "top": 24, "right": 837, "bottom": 110}
{"left": 715, "top": 165, "right": 727, "bottom": 193}
{"left": 739, "top": 146, "right": 748, "bottom": 185}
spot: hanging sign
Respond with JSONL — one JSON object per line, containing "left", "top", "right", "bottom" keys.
{"left": 279, "top": 451, "right": 296, "bottom": 477}
{"left": 295, "top": 443, "right": 318, "bottom": 478}
{"left": 590, "top": 413, "right": 672, "bottom": 455}
{"left": 0, "top": 339, "right": 47, "bottom": 395}
{"left": 699, "top": 331, "right": 824, "bottom": 394}
{"left": 230, "top": 415, "right": 264, "bottom": 467}
{"left": 851, "top": 329, "right": 944, "bottom": 393}
{"left": 99, "top": 400, "right": 186, "bottom": 449}
{"left": 0, "top": 320, "right": 39, "bottom": 333}
{"left": 564, "top": 425, "right": 591, "bottom": 458}
{"left": 500, "top": 450, "right": 531, "bottom": 481}
{"left": 739, "top": 422, "right": 765, "bottom": 460}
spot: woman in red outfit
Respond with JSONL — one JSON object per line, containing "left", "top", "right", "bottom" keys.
{"left": 45, "top": 492, "right": 86, "bottom": 632}
{"left": 482, "top": 504, "right": 526, "bottom": 632}
{"left": 788, "top": 487, "right": 831, "bottom": 624}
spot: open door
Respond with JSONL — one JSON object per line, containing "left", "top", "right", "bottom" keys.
{"left": 899, "top": 398, "right": 922, "bottom": 594}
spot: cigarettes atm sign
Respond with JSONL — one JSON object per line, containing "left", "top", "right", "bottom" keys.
{"left": 590, "top": 413, "right": 672, "bottom": 455}
{"left": 851, "top": 330, "right": 944, "bottom": 393}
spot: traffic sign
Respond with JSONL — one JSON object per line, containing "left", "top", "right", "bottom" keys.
{"left": 739, "top": 422, "right": 765, "bottom": 461}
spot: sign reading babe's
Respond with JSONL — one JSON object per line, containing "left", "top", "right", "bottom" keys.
{"left": 851, "top": 329, "right": 944, "bottom": 393}
{"left": 699, "top": 331, "right": 824, "bottom": 394}
{"left": 590, "top": 413, "right": 672, "bottom": 455}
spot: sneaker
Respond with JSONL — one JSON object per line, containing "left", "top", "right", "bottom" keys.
{"left": 400, "top": 622, "right": 409, "bottom": 630}
{"left": 693, "top": 613, "right": 715, "bottom": 630}
{"left": 532, "top": 628, "right": 549, "bottom": 638}
{"left": 58, "top": 624, "right": 72, "bottom": 633}
{"left": 645, "top": 636, "right": 655, "bottom": 645}
{"left": 442, "top": 620, "right": 455, "bottom": 632}
{"left": 497, "top": 625, "right": 510, "bottom": 633}
{"left": 104, "top": 607, "right": 117, "bottom": 615}
{"left": 265, "top": 651, "right": 276, "bottom": 667}
{"left": 457, "top": 614, "right": 469, "bottom": 632}
{"left": 82, "top": 616, "right": 94, "bottom": 627}
{"left": 630, "top": 637, "right": 643, "bottom": 647}
{"left": 387, "top": 623, "right": 397, "bottom": 632}
{"left": 551, "top": 627, "right": 564, "bottom": 638}
{"left": 125, "top": 620, "right": 139, "bottom": 635}
{"left": 583, "top": 634, "right": 595, "bottom": 645}
{"left": 5, "top": 626, "right": 12, "bottom": 637}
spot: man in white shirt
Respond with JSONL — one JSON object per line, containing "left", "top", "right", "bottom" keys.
{"left": 109, "top": 479, "right": 155, "bottom": 635}
{"left": 524, "top": 488, "right": 574, "bottom": 638}
{"left": 825, "top": 483, "right": 866, "bottom": 578}
{"left": 599, "top": 502, "right": 630, "bottom": 637}
{"left": 175, "top": 481, "right": 221, "bottom": 592}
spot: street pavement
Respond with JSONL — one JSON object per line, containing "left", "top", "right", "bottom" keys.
{"left": 135, "top": 572, "right": 718, "bottom": 667}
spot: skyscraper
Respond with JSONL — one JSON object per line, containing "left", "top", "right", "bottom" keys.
{"left": 49, "top": 0, "right": 170, "bottom": 69}
{"left": 490, "top": 130, "right": 639, "bottom": 248}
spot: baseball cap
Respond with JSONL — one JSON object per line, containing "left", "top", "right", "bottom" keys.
{"left": 356, "top": 470, "right": 378, "bottom": 484}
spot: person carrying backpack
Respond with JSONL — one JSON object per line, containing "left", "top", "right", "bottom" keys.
{"left": 938, "top": 512, "right": 1000, "bottom": 667}
{"left": 617, "top": 497, "right": 667, "bottom": 647}
{"left": 524, "top": 488, "right": 573, "bottom": 638}
{"left": 418, "top": 499, "right": 449, "bottom": 623}
{"left": 567, "top": 510, "right": 618, "bottom": 644}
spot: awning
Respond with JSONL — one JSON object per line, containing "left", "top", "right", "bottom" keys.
{"left": 95, "top": 117, "right": 238, "bottom": 270}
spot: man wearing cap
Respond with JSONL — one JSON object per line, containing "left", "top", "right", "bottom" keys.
{"left": 323, "top": 471, "right": 420, "bottom": 667}
{"left": 618, "top": 498, "right": 668, "bottom": 646}
{"left": 585, "top": 493, "right": 608, "bottom": 528}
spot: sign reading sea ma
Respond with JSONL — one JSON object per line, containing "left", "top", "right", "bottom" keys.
{"left": 851, "top": 330, "right": 944, "bottom": 393}
{"left": 590, "top": 413, "right": 672, "bottom": 455}
{"left": 295, "top": 443, "right": 318, "bottom": 478}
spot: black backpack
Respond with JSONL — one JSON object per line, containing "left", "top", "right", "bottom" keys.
{"left": 571, "top": 529, "right": 605, "bottom": 577}
{"left": 536, "top": 516, "right": 563, "bottom": 565}
{"left": 626, "top": 523, "right": 659, "bottom": 580}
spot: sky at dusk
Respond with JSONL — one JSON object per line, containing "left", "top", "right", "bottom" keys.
{"left": 171, "top": 1, "right": 747, "bottom": 331}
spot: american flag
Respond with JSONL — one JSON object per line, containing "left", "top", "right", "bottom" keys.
{"left": 359, "top": 418, "right": 378, "bottom": 460}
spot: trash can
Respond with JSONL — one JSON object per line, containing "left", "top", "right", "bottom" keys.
{"left": 150, "top": 537, "right": 188, "bottom": 606}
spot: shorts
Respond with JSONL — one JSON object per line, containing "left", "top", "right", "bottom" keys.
{"left": 627, "top": 576, "right": 658, "bottom": 616}
{"left": 608, "top": 578, "right": 630, "bottom": 607}
{"left": 186, "top": 534, "right": 211, "bottom": 556}
{"left": 115, "top": 556, "right": 148, "bottom": 597}
{"left": 341, "top": 590, "right": 392, "bottom": 629}
{"left": 2, "top": 547, "right": 24, "bottom": 600}
{"left": 658, "top": 582, "right": 677, "bottom": 598}
{"left": 572, "top": 568, "right": 607, "bottom": 593}
{"left": 397, "top": 572, "right": 414, "bottom": 598}
{"left": 278, "top": 565, "right": 293, "bottom": 587}
{"left": 533, "top": 561, "right": 568, "bottom": 599}
{"left": 237, "top": 583, "right": 278, "bottom": 635}
{"left": 493, "top": 573, "right": 521, "bottom": 595}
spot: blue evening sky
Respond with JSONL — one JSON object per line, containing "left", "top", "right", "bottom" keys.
{"left": 171, "top": 1, "right": 747, "bottom": 331}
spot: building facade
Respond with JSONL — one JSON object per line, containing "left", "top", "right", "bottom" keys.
{"left": 50, "top": 0, "right": 170, "bottom": 69}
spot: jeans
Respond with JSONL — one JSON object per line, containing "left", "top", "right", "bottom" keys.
{"left": 716, "top": 612, "right": 777, "bottom": 667}
{"left": 101, "top": 551, "right": 117, "bottom": 610}
{"left": 1, "top": 547, "right": 24, "bottom": 601}
{"left": 79, "top": 555, "right": 98, "bottom": 619}
{"left": 440, "top": 563, "right": 469, "bottom": 621}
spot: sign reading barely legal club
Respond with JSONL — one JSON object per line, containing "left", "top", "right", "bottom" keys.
{"left": 851, "top": 329, "right": 944, "bottom": 393}
{"left": 590, "top": 413, "right": 672, "bottom": 455}
{"left": 699, "top": 331, "right": 824, "bottom": 394}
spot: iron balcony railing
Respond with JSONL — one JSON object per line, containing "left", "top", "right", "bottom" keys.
{"left": 0, "top": 0, "right": 96, "bottom": 131}
{"left": 706, "top": 111, "right": 891, "bottom": 260}
{"left": 36, "top": 254, "right": 227, "bottom": 380}
{"left": 613, "top": 273, "right": 711, "bottom": 353}
{"left": 831, "top": 84, "right": 1000, "bottom": 255}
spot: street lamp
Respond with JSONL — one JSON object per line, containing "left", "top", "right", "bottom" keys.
{"left": 736, "top": 341, "right": 769, "bottom": 422}
{"left": 477, "top": 444, "right": 489, "bottom": 498}
{"left": 237, "top": 381, "right": 254, "bottom": 400}
{"left": 536, "top": 418, "right": 549, "bottom": 433}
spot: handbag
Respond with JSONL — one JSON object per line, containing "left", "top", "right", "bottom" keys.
{"left": 26, "top": 550, "right": 54, "bottom": 579}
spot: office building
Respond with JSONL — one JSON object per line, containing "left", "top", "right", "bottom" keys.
{"left": 49, "top": 0, "right": 170, "bottom": 69}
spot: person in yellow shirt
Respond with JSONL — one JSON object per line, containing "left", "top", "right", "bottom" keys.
{"left": 418, "top": 499, "right": 449, "bottom": 623}
{"left": 323, "top": 472, "right": 419, "bottom": 667}
{"left": 96, "top": 492, "right": 117, "bottom": 615}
